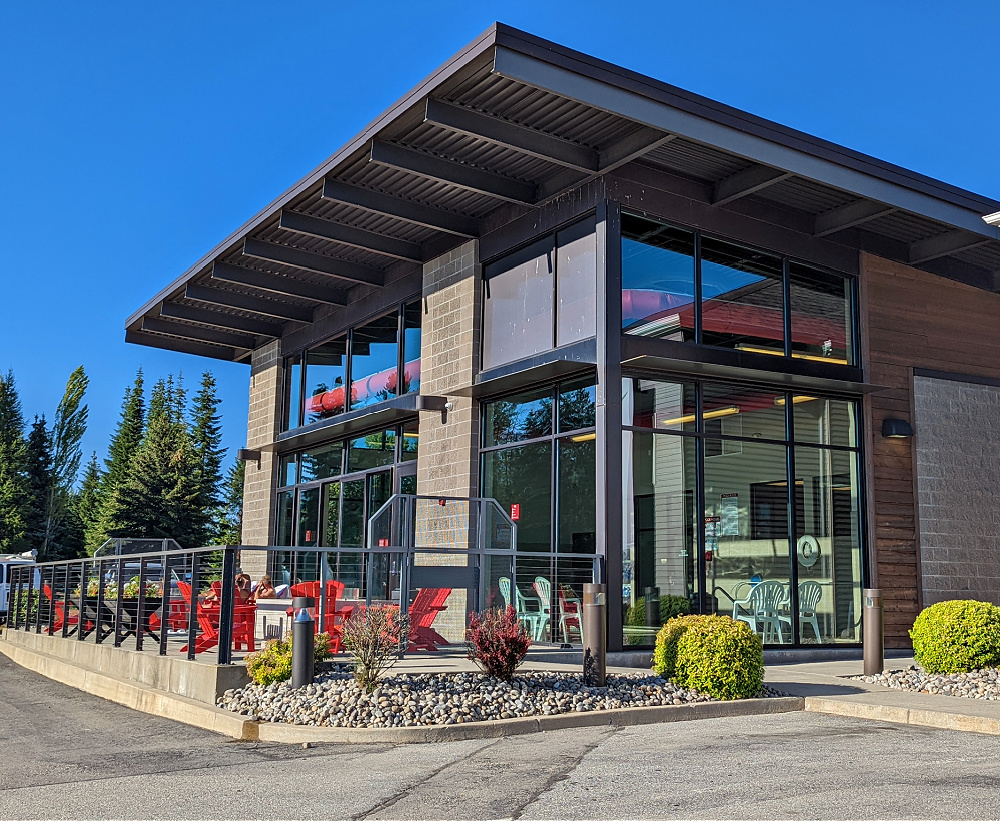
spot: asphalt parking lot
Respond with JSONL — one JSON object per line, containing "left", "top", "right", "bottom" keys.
{"left": 3, "top": 655, "right": 1000, "bottom": 820}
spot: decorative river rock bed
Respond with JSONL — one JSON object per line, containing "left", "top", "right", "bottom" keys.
{"left": 218, "top": 669, "right": 783, "bottom": 728}
{"left": 853, "top": 666, "right": 1000, "bottom": 700}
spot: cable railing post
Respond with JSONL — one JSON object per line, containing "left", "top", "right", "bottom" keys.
{"left": 77, "top": 559, "right": 88, "bottom": 642}
{"left": 135, "top": 556, "right": 148, "bottom": 652}
{"left": 94, "top": 560, "right": 106, "bottom": 644}
{"left": 159, "top": 551, "right": 170, "bottom": 656}
{"left": 186, "top": 552, "right": 199, "bottom": 661}
{"left": 60, "top": 564, "right": 71, "bottom": 638}
{"left": 217, "top": 547, "right": 236, "bottom": 665}
{"left": 113, "top": 556, "right": 125, "bottom": 647}
{"left": 10, "top": 567, "right": 20, "bottom": 630}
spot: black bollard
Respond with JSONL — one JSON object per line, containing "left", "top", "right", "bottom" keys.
{"left": 863, "top": 588, "right": 884, "bottom": 676}
{"left": 291, "top": 596, "right": 315, "bottom": 688}
{"left": 582, "top": 583, "right": 607, "bottom": 687}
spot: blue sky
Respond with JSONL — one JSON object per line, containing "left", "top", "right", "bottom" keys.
{"left": 1, "top": 1, "right": 997, "bottom": 474}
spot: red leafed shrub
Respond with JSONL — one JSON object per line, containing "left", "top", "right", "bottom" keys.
{"left": 466, "top": 605, "right": 532, "bottom": 681}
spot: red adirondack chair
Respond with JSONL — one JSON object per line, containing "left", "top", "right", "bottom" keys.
{"left": 42, "top": 583, "right": 81, "bottom": 635}
{"left": 557, "top": 586, "right": 583, "bottom": 644}
{"left": 285, "top": 580, "right": 350, "bottom": 652}
{"left": 407, "top": 587, "right": 451, "bottom": 651}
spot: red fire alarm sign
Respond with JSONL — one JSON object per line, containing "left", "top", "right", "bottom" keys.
{"left": 510, "top": 504, "right": 520, "bottom": 521}
{"left": 378, "top": 538, "right": 389, "bottom": 547}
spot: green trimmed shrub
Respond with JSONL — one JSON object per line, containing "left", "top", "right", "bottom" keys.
{"left": 652, "top": 615, "right": 709, "bottom": 678}
{"left": 909, "top": 599, "right": 1000, "bottom": 674}
{"left": 673, "top": 616, "right": 764, "bottom": 700}
{"left": 246, "top": 631, "right": 334, "bottom": 686}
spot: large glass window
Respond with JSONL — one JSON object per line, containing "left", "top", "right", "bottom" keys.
{"left": 789, "top": 262, "right": 854, "bottom": 366}
{"left": 305, "top": 336, "right": 347, "bottom": 424}
{"left": 556, "top": 220, "right": 597, "bottom": 346}
{"left": 621, "top": 215, "right": 696, "bottom": 340}
{"left": 482, "top": 217, "right": 597, "bottom": 372}
{"left": 350, "top": 312, "right": 399, "bottom": 411}
{"left": 622, "top": 376, "right": 864, "bottom": 647}
{"left": 481, "top": 379, "right": 597, "bottom": 643}
{"left": 282, "top": 300, "right": 421, "bottom": 432}
{"left": 621, "top": 213, "right": 856, "bottom": 366}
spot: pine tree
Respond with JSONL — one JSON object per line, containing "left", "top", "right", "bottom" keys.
{"left": 214, "top": 458, "right": 245, "bottom": 546}
{"left": 75, "top": 452, "right": 101, "bottom": 555}
{"left": 105, "top": 376, "right": 207, "bottom": 547}
{"left": 89, "top": 370, "right": 145, "bottom": 552}
{"left": 190, "top": 372, "right": 225, "bottom": 543}
{"left": 0, "top": 370, "right": 28, "bottom": 551}
{"left": 23, "top": 416, "right": 53, "bottom": 554}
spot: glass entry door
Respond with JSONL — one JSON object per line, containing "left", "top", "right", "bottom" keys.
{"left": 320, "top": 469, "right": 394, "bottom": 596}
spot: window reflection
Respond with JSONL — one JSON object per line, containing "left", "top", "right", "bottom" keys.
{"left": 789, "top": 262, "right": 854, "bottom": 365}
{"left": 483, "top": 386, "right": 553, "bottom": 446}
{"left": 402, "top": 300, "right": 422, "bottom": 395}
{"left": 701, "top": 237, "right": 784, "bottom": 353}
{"left": 621, "top": 215, "right": 696, "bottom": 340}
{"left": 305, "top": 336, "right": 347, "bottom": 424}
{"left": 351, "top": 312, "right": 399, "bottom": 411}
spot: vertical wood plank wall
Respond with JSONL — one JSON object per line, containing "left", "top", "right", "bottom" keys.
{"left": 863, "top": 252, "right": 1000, "bottom": 646}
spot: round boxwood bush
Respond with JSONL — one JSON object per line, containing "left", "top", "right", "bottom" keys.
{"left": 655, "top": 615, "right": 763, "bottom": 700}
{"left": 909, "top": 599, "right": 1000, "bottom": 674}
{"left": 652, "top": 614, "right": 708, "bottom": 678}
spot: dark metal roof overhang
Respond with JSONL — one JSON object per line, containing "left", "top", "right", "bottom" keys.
{"left": 127, "top": 23, "right": 1000, "bottom": 363}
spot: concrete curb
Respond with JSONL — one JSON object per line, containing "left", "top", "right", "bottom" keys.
{"left": 805, "top": 697, "right": 1000, "bottom": 736}
{"left": 0, "top": 638, "right": 804, "bottom": 744}
{"left": 0, "top": 640, "right": 258, "bottom": 741}
{"left": 255, "top": 696, "right": 805, "bottom": 744}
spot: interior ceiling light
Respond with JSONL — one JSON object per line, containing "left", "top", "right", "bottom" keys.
{"left": 735, "top": 344, "right": 849, "bottom": 366}
{"left": 659, "top": 405, "right": 739, "bottom": 427}
{"left": 774, "top": 395, "right": 817, "bottom": 406}
{"left": 570, "top": 432, "right": 596, "bottom": 442}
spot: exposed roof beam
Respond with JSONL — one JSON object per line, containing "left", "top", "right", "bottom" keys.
{"left": 243, "top": 238, "right": 383, "bottom": 287}
{"left": 369, "top": 140, "right": 536, "bottom": 204}
{"left": 909, "top": 230, "right": 993, "bottom": 265}
{"left": 185, "top": 283, "right": 313, "bottom": 323}
{"left": 814, "top": 200, "right": 897, "bottom": 237}
{"left": 212, "top": 262, "right": 349, "bottom": 306}
{"left": 424, "top": 98, "right": 599, "bottom": 173}
{"left": 712, "top": 166, "right": 793, "bottom": 206}
{"left": 141, "top": 317, "right": 256, "bottom": 350}
{"left": 159, "top": 302, "right": 282, "bottom": 337}
{"left": 322, "top": 179, "right": 479, "bottom": 238}
{"left": 278, "top": 210, "right": 423, "bottom": 262}
{"left": 125, "top": 330, "right": 243, "bottom": 362}
{"left": 599, "top": 127, "right": 676, "bottom": 171}
{"left": 536, "top": 129, "right": 676, "bottom": 203}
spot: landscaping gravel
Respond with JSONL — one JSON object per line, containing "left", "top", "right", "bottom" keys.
{"left": 218, "top": 670, "right": 784, "bottom": 728}
{"left": 853, "top": 666, "right": 1000, "bottom": 700}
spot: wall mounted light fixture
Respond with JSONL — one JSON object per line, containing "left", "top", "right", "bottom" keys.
{"left": 881, "top": 418, "right": 914, "bottom": 438}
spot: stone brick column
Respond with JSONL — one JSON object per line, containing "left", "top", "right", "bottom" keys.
{"left": 240, "top": 340, "right": 282, "bottom": 580}
{"left": 416, "top": 240, "right": 480, "bottom": 498}
{"left": 414, "top": 241, "right": 480, "bottom": 641}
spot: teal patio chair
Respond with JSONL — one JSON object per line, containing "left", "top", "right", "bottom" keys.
{"left": 499, "top": 577, "right": 543, "bottom": 640}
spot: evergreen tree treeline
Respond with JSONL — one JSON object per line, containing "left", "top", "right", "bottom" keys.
{"left": 0, "top": 367, "right": 244, "bottom": 558}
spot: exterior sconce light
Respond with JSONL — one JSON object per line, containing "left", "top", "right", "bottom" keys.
{"left": 881, "top": 418, "right": 914, "bottom": 438}
{"left": 237, "top": 448, "right": 262, "bottom": 466}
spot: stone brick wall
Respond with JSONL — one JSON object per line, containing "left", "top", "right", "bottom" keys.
{"left": 414, "top": 241, "right": 480, "bottom": 641}
{"left": 416, "top": 240, "right": 480, "bottom": 499}
{"left": 914, "top": 374, "right": 1000, "bottom": 606}
{"left": 240, "top": 340, "right": 281, "bottom": 579}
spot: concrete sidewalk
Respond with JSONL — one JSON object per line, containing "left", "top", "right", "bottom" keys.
{"left": 767, "top": 655, "right": 1000, "bottom": 735}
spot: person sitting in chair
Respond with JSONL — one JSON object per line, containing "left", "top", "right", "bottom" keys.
{"left": 253, "top": 575, "right": 277, "bottom": 600}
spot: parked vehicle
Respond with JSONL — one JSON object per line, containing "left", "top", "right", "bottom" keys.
{"left": 0, "top": 551, "right": 40, "bottom": 623}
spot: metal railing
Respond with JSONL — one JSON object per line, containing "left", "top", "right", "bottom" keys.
{"left": 4, "top": 496, "right": 604, "bottom": 662}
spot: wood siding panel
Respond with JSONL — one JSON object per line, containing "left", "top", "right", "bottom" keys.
{"left": 863, "top": 252, "right": 1000, "bottom": 647}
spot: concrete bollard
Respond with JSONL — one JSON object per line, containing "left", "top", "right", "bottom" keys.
{"left": 291, "top": 596, "right": 315, "bottom": 688}
{"left": 582, "top": 583, "right": 607, "bottom": 687}
{"left": 863, "top": 588, "right": 884, "bottom": 676}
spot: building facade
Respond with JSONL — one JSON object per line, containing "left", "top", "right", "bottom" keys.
{"left": 128, "top": 25, "right": 1000, "bottom": 652}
